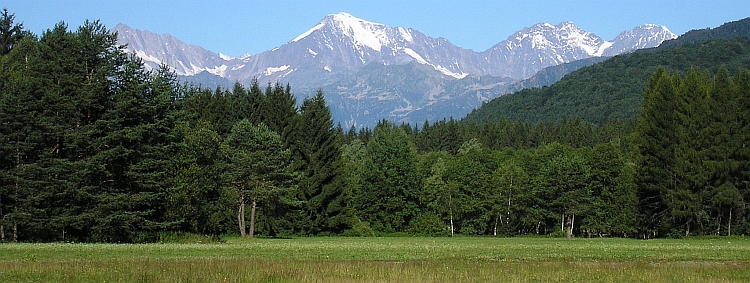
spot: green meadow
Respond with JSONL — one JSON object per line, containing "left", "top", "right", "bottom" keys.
{"left": 1, "top": 237, "right": 749, "bottom": 282}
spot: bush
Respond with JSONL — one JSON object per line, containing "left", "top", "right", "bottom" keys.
{"left": 549, "top": 229, "right": 566, "bottom": 238}
{"left": 342, "top": 220, "right": 375, "bottom": 237}
{"left": 408, "top": 212, "right": 451, "bottom": 236}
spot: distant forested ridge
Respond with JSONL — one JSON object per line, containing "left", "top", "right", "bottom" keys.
{"left": 463, "top": 17, "right": 750, "bottom": 125}
{"left": 1, "top": 11, "right": 749, "bottom": 242}
{"left": 653, "top": 17, "right": 750, "bottom": 50}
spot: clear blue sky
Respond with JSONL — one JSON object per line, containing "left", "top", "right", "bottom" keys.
{"left": 4, "top": 0, "right": 749, "bottom": 57}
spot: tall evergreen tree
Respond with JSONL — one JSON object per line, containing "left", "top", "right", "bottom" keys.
{"left": 635, "top": 67, "right": 679, "bottom": 236}
{"left": 0, "top": 8, "right": 25, "bottom": 56}
{"left": 262, "top": 82, "right": 297, "bottom": 144}
{"left": 0, "top": 33, "right": 43, "bottom": 241}
{"left": 297, "top": 90, "right": 356, "bottom": 235}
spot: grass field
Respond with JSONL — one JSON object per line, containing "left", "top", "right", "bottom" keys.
{"left": 1, "top": 237, "right": 749, "bottom": 282}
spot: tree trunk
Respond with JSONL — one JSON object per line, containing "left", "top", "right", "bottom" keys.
{"left": 248, "top": 197, "right": 257, "bottom": 239}
{"left": 566, "top": 214, "right": 574, "bottom": 241}
{"left": 507, "top": 176, "right": 512, "bottom": 230}
{"left": 0, "top": 194, "right": 3, "bottom": 242}
{"left": 449, "top": 193, "right": 454, "bottom": 236}
{"left": 494, "top": 215, "right": 498, "bottom": 236}
{"left": 716, "top": 215, "right": 721, "bottom": 236}
{"left": 561, "top": 213, "right": 565, "bottom": 232}
{"left": 238, "top": 195, "right": 246, "bottom": 238}
{"left": 13, "top": 222, "right": 17, "bottom": 242}
{"left": 728, "top": 209, "right": 732, "bottom": 237}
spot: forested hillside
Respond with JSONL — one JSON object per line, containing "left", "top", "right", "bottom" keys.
{"left": 463, "top": 37, "right": 750, "bottom": 125}
{"left": 1, "top": 11, "right": 749, "bottom": 242}
{"left": 653, "top": 17, "right": 750, "bottom": 50}
{"left": 463, "top": 17, "right": 750, "bottom": 125}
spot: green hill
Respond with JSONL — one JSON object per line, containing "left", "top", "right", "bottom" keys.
{"left": 464, "top": 18, "right": 750, "bottom": 125}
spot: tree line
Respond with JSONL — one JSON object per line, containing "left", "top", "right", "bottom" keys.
{"left": 1, "top": 12, "right": 749, "bottom": 242}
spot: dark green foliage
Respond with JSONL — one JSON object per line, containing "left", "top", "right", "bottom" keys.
{"left": 356, "top": 121, "right": 421, "bottom": 233}
{"left": 168, "top": 120, "right": 231, "bottom": 235}
{"left": 2, "top": 12, "right": 750, "bottom": 241}
{"left": 0, "top": 8, "right": 25, "bottom": 56}
{"left": 222, "top": 120, "right": 296, "bottom": 238}
{"left": 653, "top": 17, "right": 750, "bottom": 50}
{"left": 635, "top": 67, "right": 750, "bottom": 237}
{"left": 296, "top": 90, "right": 357, "bottom": 235}
{"left": 464, "top": 37, "right": 750, "bottom": 125}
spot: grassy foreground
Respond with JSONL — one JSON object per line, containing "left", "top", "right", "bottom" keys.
{"left": 1, "top": 237, "right": 749, "bottom": 282}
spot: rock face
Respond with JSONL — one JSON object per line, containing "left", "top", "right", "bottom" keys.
{"left": 114, "top": 12, "right": 676, "bottom": 127}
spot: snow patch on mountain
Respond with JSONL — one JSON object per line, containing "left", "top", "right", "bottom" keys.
{"left": 434, "top": 65, "right": 468, "bottom": 79}
{"left": 219, "top": 53, "right": 233, "bottom": 60}
{"left": 207, "top": 65, "right": 228, "bottom": 76}
{"left": 398, "top": 27, "right": 413, "bottom": 42}
{"left": 403, "top": 48, "right": 467, "bottom": 78}
{"left": 594, "top": 41, "right": 613, "bottom": 56}
{"left": 134, "top": 50, "right": 162, "bottom": 66}
{"left": 293, "top": 22, "right": 325, "bottom": 42}
{"left": 329, "top": 12, "right": 390, "bottom": 51}
{"left": 403, "top": 48, "right": 427, "bottom": 64}
{"left": 264, "top": 65, "right": 291, "bottom": 76}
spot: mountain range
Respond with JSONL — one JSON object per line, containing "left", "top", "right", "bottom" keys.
{"left": 113, "top": 12, "right": 676, "bottom": 127}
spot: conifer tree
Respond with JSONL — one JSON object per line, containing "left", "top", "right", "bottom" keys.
{"left": 635, "top": 67, "right": 679, "bottom": 236}
{"left": 297, "top": 90, "right": 355, "bottom": 234}
{"left": 222, "top": 120, "right": 294, "bottom": 238}
{"left": 0, "top": 8, "right": 24, "bottom": 56}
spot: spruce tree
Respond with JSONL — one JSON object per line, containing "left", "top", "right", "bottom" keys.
{"left": 635, "top": 67, "right": 679, "bottom": 236}
{"left": 297, "top": 90, "right": 355, "bottom": 235}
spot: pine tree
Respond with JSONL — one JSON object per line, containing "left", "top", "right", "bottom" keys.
{"left": 222, "top": 120, "right": 294, "bottom": 238}
{"left": 0, "top": 8, "right": 25, "bottom": 56}
{"left": 0, "top": 33, "right": 44, "bottom": 241}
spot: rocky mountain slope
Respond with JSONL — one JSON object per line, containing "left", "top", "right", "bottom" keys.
{"left": 114, "top": 12, "right": 676, "bottom": 126}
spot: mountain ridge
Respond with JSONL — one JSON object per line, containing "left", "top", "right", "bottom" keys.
{"left": 113, "top": 12, "right": 676, "bottom": 127}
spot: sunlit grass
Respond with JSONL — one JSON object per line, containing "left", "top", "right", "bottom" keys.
{"left": 1, "top": 237, "right": 749, "bottom": 282}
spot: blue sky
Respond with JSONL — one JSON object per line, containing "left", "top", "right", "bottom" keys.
{"left": 4, "top": 0, "right": 748, "bottom": 57}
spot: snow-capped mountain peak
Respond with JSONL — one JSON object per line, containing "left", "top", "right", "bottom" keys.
{"left": 326, "top": 12, "right": 391, "bottom": 51}
{"left": 602, "top": 24, "right": 676, "bottom": 56}
{"left": 115, "top": 13, "right": 677, "bottom": 127}
{"left": 293, "top": 12, "right": 392, "bottom": 52}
